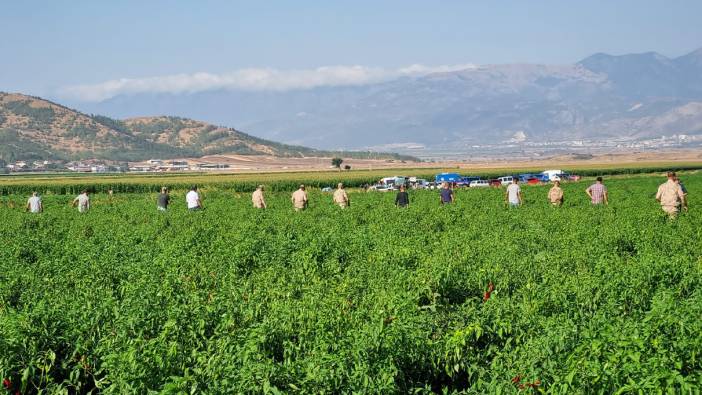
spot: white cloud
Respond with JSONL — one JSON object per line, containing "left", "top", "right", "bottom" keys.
{"left": 59, "top": 64, "right": 477, "bottom": 102}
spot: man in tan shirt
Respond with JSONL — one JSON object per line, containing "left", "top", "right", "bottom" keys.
{"left": 332, "top": 183, "right": 349, "bottom": 208}
{"left": 548, "top": 181, "right": 564, "bottom": 206}
{"left": 656, "top": 172, "right": 686, "bottom": 216}
{"left": 252, "top": 185, "right": 266, "bottom": 209}
{"left": 291, "top": 184, "right": 308, "bottom": 211}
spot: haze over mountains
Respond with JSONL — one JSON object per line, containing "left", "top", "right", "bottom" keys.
{"left": 70, "top": 48, "right": 702, "bottom": 154}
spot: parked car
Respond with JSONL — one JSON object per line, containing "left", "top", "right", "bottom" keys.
{"left": 489, "top": 179, "right": 502, "bottom": 187}
{"left": 498, "top": 176, "right": 515, "bottom": 186}
{"left": 462, "top": 176, "right": 481, "bottom": 185}
{"left": 368, "top": 184, "right": 393, "bottom": 192}
{"left": 469, "top": 179, "right": 489, "bottom": 188}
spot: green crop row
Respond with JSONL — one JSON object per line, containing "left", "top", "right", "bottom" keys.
{"left": 2, "top": 163, "right": 702, "bottom": 196}
{"left": 1, "top": 173, "right": 701, "bottom": 393}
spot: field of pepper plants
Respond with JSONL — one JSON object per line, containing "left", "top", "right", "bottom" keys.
{"left": 1, "top": 171, "right": 701, "bottom": 394}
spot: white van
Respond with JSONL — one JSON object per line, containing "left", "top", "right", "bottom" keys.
{"left": 498, "top": 176, "right": 514, "bottom": 186}
{"left": 469, "top": 180, "right": 489, "bottom": 188}
{"left": 541, "top": 170, "right": 564, "bottom": 181}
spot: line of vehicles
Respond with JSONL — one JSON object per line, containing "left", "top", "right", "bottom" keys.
{"left": 368, "top": 170, "right": 581, "bottom": 191}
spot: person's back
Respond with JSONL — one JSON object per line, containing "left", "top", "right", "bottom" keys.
{"left": 333, "top": 183, "right": 349, "bottom": 208}
{"left": 548, "top": 182, "right": 563, "bottom": 206}
{"left": 506, "top": 181, "right": 521, "bottom": 206}
{"left": 395, "top": 187, "right": 409, "bottom": 207}
{"left": 157, "top": 187, "right": 170, "bottom": 211}
{"left": 27, "top": 193, "right": 42, "bottom": 213}
{"left": 252, "top": 186, "right": 266, "bottom": 209}
{"left": 656, "top": 173, "right": 685, "bottom": 215}
{"left": 292, "top": 185, "right": 308, "bottom": 210}
{"left": 186, "top": 187, "right": 201, "bottom": 210}
{"left": 74, "top": 192, "right": 90, "bottom": 213}
{"left": 586, "top": 178, "right": 608, "bottom": 205}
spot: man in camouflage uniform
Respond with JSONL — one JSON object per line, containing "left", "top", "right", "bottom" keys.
{"left": 656, "top": 172, "right": 686, "bottom": 217}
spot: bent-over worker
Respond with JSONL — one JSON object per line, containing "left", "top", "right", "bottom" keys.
{"left": 72, "top": 190, "right": 90, "bottom": 213}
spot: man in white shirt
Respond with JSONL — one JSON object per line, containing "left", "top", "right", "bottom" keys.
{"left": 72, "top": 190, "right": 90, "bottom": 213}
{"left": 505, "top": 178, "right": 522, "bottom": 207}
{"left": 26, "top": 192, "right": 43, "bottom": 213}
{"left": 186, "top": 186, "right": 202, "bottom": 211}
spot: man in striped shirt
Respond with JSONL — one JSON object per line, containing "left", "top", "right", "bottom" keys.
{"left": 585, "top": 177, "right": 608, "bottom": 205}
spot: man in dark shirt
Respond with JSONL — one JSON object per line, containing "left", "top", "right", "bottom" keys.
{"left": 395, "top": 185, "right": 410, "bottom": 207}
{"left": 157, "top": 187, "right": 170, "bottom": 211}
{"left": 440, "top": 182, "right": 454, "bottom": 204}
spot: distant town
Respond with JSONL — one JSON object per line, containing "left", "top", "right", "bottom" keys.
{"left": 1, "top": 158, "right": 234, "bottom": 174}
{"left": 2, "top": 134, "right": 700, "bottom": 175}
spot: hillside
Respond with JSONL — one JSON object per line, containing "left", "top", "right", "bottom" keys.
{"left": 0, "top": 93, "right": 416, "bottom": 162}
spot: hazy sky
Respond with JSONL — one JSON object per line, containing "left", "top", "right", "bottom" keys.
{"left": 2, "top": 0, "right": 701, "bottom": 100}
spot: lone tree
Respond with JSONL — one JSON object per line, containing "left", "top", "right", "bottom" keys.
{"left": 331, "top": 157, "right": 343, "bottom": 169}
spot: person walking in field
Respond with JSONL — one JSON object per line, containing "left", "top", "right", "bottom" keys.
{"left": 395, "top": 184, "right": 410, "bottom": 207}
{"left": 586, "top": 177, "right": 608, "bottom": 205}
{"left": 186, "top": 186, "right": 203, "bottom": 211}
{"left": 157, "top": 187, "right": 170, "bottom": 211}
{"left": 333, "top": 183, "right": 349, "bottom": 208}
{"left": 548, "top": 181, "right": 564, "bottom": 206}
{"left": 26, "top": 192, "right": 43, "bottom": 213}
{"left": 292, "top": 184, "right": 308, "bottom": 211}
{"left": 439, "top": 182, "right": 454, "bottom": 205}
{"left": 656, "top": 172, "right": 686, "bottom": 217}
{"left": 72, "top": 190, "right": 90, "bottom": 213}
{"left": 505, "top": 178, "right": 522, "bottom": 207}
{"left": 252, "top": 185, "right": 267, "bottom": 209}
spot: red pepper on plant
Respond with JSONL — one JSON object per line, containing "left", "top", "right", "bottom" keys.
{"left": 483, "top": 281, "right": 495, "bottom": 302}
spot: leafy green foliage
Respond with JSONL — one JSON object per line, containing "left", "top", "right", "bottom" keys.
{"left": 0, "top": 174, "right": 701, "bottom": 393}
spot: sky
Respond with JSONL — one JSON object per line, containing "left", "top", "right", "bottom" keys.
{"left": 1, "top": 0, "right": 701, "bottom": 101}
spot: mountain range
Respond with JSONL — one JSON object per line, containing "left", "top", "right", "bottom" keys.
{"left": 0, "top": 93, "right": 415, "bottom": 162}
{"left": 72, "top": 48, "right": 702, "bottom": 153}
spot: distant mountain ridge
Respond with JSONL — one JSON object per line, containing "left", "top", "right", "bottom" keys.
{"left": 73, "top": 47, "right": 702, "bottom": 152}
{"left": 0, "top": 93, "right": 417, "bottom": 161}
